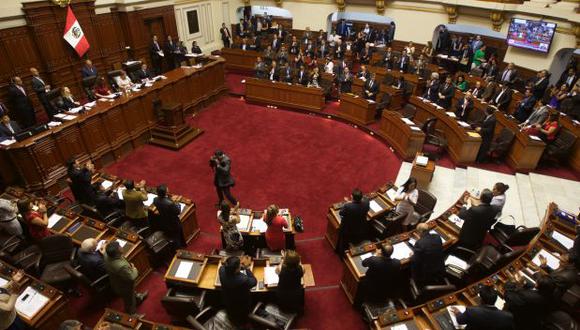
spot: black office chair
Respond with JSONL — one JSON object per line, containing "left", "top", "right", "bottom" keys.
{"left": 249, "top": 302, "right": 297, "bottom": 330}
{"left": 371, "top": 212, "right": 405, "bottom": 239}
{"left": 64, "top": 264, "right": 110, "bottom": 296}
{"left": 107, "top": 70, "right": 124, "bottom": 92}
{"left": 144, "top": 230, "right": 173, "bottom": 267}
{"left": 0, "top": 244, "right": 41, "bottom": 273}
{"left": 411, "top": 189, "right": 437, "bottom": 225}
{"left": 421, "top": 117, "right": 447, "bottom": 159}
{"left": 542, "top": 128, "right": 577, "bottom": 165}
{"left": 409, "top": 276, "right": 456, "bottom": 303}
{"left": 489, "top": 225, "right": 540, "bottom": 253}
{"left": 82, "top": 76, "right": 98, "bottom": 101}
{"left": 186, "top": 307, "right": 236, "bottom": 330}
{"left": 36, "top": 235, "right": 76, "bottom": 292}
{"left": 541, "top": 311, "right": 579, "bottom": 330}
{"left": 445, "top": 245, "right": 502, "bottom": 282}
{"left": 488, "top": 127, "right": 515, "bottom": 162}
{"left": 161, "top": 287, "right": 206, "bottom": 324}
{"left": 400, "top": 103, "right": 417, "bottom": 120}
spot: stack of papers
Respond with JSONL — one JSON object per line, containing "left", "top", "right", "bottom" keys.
{"left": 54, "top": 113, "right": 67, "bottom": 119}
{"left": 84, "top": 101, "right": 97, "bottom": 108}
{"left": 47, "top": 121, "right": 62, "bottom": 127}
{"left": 390, "top": 323, "right": 409, "bottom": 330}
{"left": 359, "top": 252, "right": 374, "bottom": 262}
{"left": 369, "top": 200, "right": 383, "bottom": 213}
{"left": 47, "top": 213, "right": 63, "bottom": 229}
{"left": 457, "top": 121, "right": 470, "bottom": 128}
{"left": 251, "top": 219, "right": 268, "bottom": 233}
{"left": 144, "top": 193, "right": 157, "bottom": 207}
{"left": 101, "top": 180, "right": 113, "bottom": 190}
{"left": 447, "top": 305, "right": 466, "bottom": 329}
{"left": 448, "top": 214, "right": 465, "bottom": 228}
{"left": 392, "top": 242, "right": 413, "bottom": 260}
{"left": 0, "top": 139, "right": 16, "bottom": 146}
{"left": 495, "top": 296, "right": 505, "bottom": 310}
{"left": 445, "top": 255, "right": 468, "bottom": 270}
{"left": 237, "top": 215, "right": 251, "bottom": 230}
{"left": 386, "top": 188, "right": 397, "bottom": 201}
{"left": 175, "top": 261, "right": 194, "bottom": 279}
{"left": 16, "top": 286, "right": 49, "bottom": 319}
{"left": 416, "top": 155, "right": 429, "bottom": 166}
{"left": 264, "top": 266, "right": 279, "bottom": 285}
{"left": 68, "top": 106, "right": 84, "bottom": 114}
{"left": 532, "top": 249, "right": 560, "bottom": 270}
{"left": 552, "top": 231, "right": 574, "bottom": 249}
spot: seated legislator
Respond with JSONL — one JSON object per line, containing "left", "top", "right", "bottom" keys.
{"left": 519, "top": 99, "right": 549, "bottom": 129}
{"left": 449, "top": 285, "right": 514, "bottom": 330}
{"left": 338, "top": 67, "right": 353, "bottom": 93}
{"left": 81, "top": 59, "right": 98, "bottom": 78}
{"left": 275, "top": 250, "right": 305, "bottom": 313}
{"left": 336, "top": 189, "right": 370, "bottom": 255}
{"left": 456, "top": 189, "right": 500, "bottom": 250}
{"left": 548, "top": 84, "right": 569, "bottom": 110}
{"left": 17, "top": 199, "right": 50, "bottom": 242}
{"left": 56, "top": 86, "right": 81, "bottom": 112}
{"left": 537, "top": 253, "right": 579, "bottom": 300}
{"left": 93, "top": 77, "right": 113, "bottom": 99}
{"left": 134, "top": 63, "right": 153, "bottom": 81}
{"left": 363, "top": 73, "right": 379, "bottom": 101}
{"left": 265, "top": 204, "right": 289, "bottom": 251}
{"left": 498, "top": 62, "right": 518, "bottom": 85}
{"left": 491, "top": 182, "right": 509, "bottom": 213}
{"left": 218, "top": 201, "right": 243, "bottom": 251}
{"left": 0, "top": 115, "right": 21, "bottom": 139}
{"left": 470, "top": 81, "right": 484, "bottom": 99}
{"left": 357, "top": 65, "right": 370, "bottom": 81}
{"left": 263, "top": 45, "right": 274, "bottom": 64}
{"left": 277, "top": 46, "right": 289, "bottom": 64}
{"left": 0, "top": 270, "right": 25, "bottom": 330}
{"left": 397, "top": 50, "right": 410, "bottom": 73}
{"left": 423, "top": 72, "right": 441, "bottom": 102}
{"left": 152, "top": 184, "right": 185, "bottom": 248}
{"left": 513, "top": 89, "right": 536, "bottom": 123}
{"left": 475, "top": 107, "right": 496, "bottom": 163}
{"left": 67, "top": 158, "right": 96, "bottom": 205}
{"left": 455, "top": 92, "right": 474, "bottom": 121}
{"left": 191, "top": 40, "right": 202, "bottom": 54}
{"left": 504, "top": 272, "right": 555, "bottom": 330}
{"left": 308, "top": 67, "right": 320, "bottom": 88}
{"left": 454, "top": 75, "right": 468, "bottom": 92}
{"left": 93, "top": 183, "right": 122, "bottom": 219}
{"left": 115, "top": 71, "right": 134, "bottom": 91}
{"left": 77, "top": 238, "right": 107, "bottom": 281}
{"left": 0, "top": 198, "right": 22, "bottom": 236}
{"left": 489, "top": 84, "right": 513, "bottom": 112}
{"left": 357, "top": 243, "right": 402, "bottom": 306}
{"left": 122, "top": 180, "right": 148, "bottom": 227}
{"left": 254, "top": 56, "right": 267, "bottom": 79}
{"left": 411, "top": 223, "right": 446, "bottom": 286}
{"left": 558, "top": 67, "right": 578, "bottom": 91}
{"left": 239, "top": 37, "right": 250, "bottom": 51}
{"left": 413, "top": 55, "right": 428, "bottom": 77}
{"left": 522, "top": 112, "right": 560, "bottom": 143}
{"left": 481, "top": 78, "right": 498, "bottom": 103}
{"left": 295, "top": 65, "right": 309, "bottom": 86}
{"left": 324, "top": 57, "right": 334, "bottom": 74}
{"left": 437, "top": 76, "right": 454, "bottom": 109}
{"left": 219, "top": 256, "right": 257, "bottom": 325}
{"left": 394, "top": 177, "right": 419, "bottom": 230}
{"left": 267, "top": 61, "right": 280, "bottom": 82}
{"left": 280, "top": 63, "right": 293, "bottom": 83}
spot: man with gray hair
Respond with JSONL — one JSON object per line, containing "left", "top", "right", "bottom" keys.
{"left": 77, "top": 238, "right": 106, "bottom": 281}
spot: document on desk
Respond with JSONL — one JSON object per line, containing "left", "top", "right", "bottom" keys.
{"left": 116, "top": 239, "right": 127, "bottom": 248}
{"left": 175, "top": 261, "right": 194, "bottom": 279}
{"left": 47, "top": 213, "right": 63, "bottom": 229}
{"left": 467, "top": 132, "right": 481, "bottom": 138}
{"left": 179, "top": 203, "right": 186, "bottom": 213}
{"left": 68, "top": 107, "right": 84, "bottom": 114}
{"left": 446, "top": 112, "right": 456, "bottom": 118}
{"left": 16, "top": 286, "right": 49, "bottom": 319}
{"left": 495, "top": 296, "right": 505, "bottom": 310}
{"left": 448, "top": 214, "right": 464, "bottom": 228}
{"left": 447, "top": 305, "right": 466, "bottom": 329}
{"left": 369, "top": 200, "right": 383, "bottom": 213}
{"left": 529, "top": 135, "right": 542, "bottom": 141}
{"left": 264, "top": 266, "right": 279, "bottom": 286}
{"left": 47, "top": 121, "right": 62, "bottom": 128}
{"left": 390, "top": 324, "right": 409, "bottom": 330}
{"left": 532, "top": 249, "right": 560, "bottom": 270}
{"left": 386, "top": 188, "right": 398, "bottom": 201}
{"left": 237, "top": 215, "right": 251, "bottom": 231}
{"left": 359, "top": 252, "right": 374, "bottom": 262}
{"left": 445, "top": 255, "right": 468, "bottom": 271}
{"left": 63, "top": 115, "right": 77, "bottom": 120}
{"left": 410, "top": 126, "right": 421, "bottom": 131}
{"left": 144, "top": 193, "right": 157, "bottom": 207}
{"left": 252, "top": 219, "right": 268, "bottom": 233}
{"left": 0, "top": 139, "right": 16, "bottom": 146}
{"left": 392, "top": 242, "right": 413, "bottom": 260}
{"left": 116, "top": 187, "right": 125, "bottom": 200}
{"left": 101, "top": 180, "right": 114, "bottom": 190}
{"left": 0, "top": 276, "right": 8, "bottom": 287}
{"left": 401, "top": 118, "right": 415, "bottom": 125}
{"left": 552, "top": 231, "right": 574, "bottom": 249}
{"left": 457, "top": 121, "right": 470, "bottom": 128}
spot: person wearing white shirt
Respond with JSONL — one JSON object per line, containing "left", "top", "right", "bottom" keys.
{"left": 491, "top": 182, "right": 509, "bottom": 213}
{"left": 394, "top": 177, "right": 419, "bottom": 229}
{"left": 0, "top": 198, "right": 22, "bottom": 235}
{"left": 324, "top": 58, "right": 334, "bottom": 74}
{"left": 115, "top": 71, "right": 134, "bottom": 91}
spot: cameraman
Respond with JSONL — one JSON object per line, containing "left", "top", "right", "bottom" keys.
{"left": 210, "top": 150, "right": 238, "bottom": 207}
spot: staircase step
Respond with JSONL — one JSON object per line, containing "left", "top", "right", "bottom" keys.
{"left": 515, "top": 173, "right": 539, "bottom": 228}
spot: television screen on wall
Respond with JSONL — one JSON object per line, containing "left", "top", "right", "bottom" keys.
{"left": 506, "top": 18, "right": 556, "bottom": 53}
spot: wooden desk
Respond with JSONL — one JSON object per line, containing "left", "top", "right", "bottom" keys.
{"left": 352, "top": 78, "right": 365, "bottom": 95}
{"left": 410, "top": 153, "right": 435, "bottom": 189}
{"left": 369, "top": 67, "right": 426, "bottom": 97}
{"left": 560, "top": 115, "right": 580, "bottom": 173}
{"left": 0, "top": 58, "right": 226, "bottom": 194}
{"left": 338, "top": 93, "right": 376, "bottom": 126}
{"left": 411, "top": 97, "right": 482, "bottom": 165}
{"left": 220, "top": 48, "right": 260, "bottom": 72}
{"left": 377, "top": 111, "right": 425, "bottom": 161}
{"left": 245, "top": 78, "right": 325, "bottom": 112}
{"left": 494, "top": 112, "right": 546, "bottom": 172}
{"left": 95, "top": 308, "right": 189, "bottom": 330}
{"left": 380, "top": 84, "right": 405, "bottom": 111}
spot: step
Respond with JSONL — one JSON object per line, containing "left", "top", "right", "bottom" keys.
{"left": 515, "top": 173, "right": 539, "bottom": 228}
{"left": 529, "top": 172, "right": 580, "bottom": 218}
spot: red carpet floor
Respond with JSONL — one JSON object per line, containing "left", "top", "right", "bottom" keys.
{"left": 73, "top": 96, "right": 400, "bottom": 329}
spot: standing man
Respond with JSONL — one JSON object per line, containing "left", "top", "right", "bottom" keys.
{"left": 81, "top": 59, "right": 98, "bottom": 78}
{"left": 8, "top": 76, "right": 36, "bottom": 129}
{"left": 165, "top": 35, "right": 177, "bottom": 70}
{"left": 150, "top": 35, "right": 164, "bottom": 75}
{"left": 219, "top": 256, "right": 257, "bottom": 325}
{"left": 363, "top": 73, "right": 379, "bottom": 101}
{"left": 122, "top": 180, "right": 149, "bottom": 228}
{"left": 30, "top": 67, "right": 55, "bottom": 120}
{"left": 210, "top": 150, "right": 238, "bottom": 207}
{"left": 152, "top": 184, "right": 185, "bottom": 248}
{"left": 104, "top": 241, "right": 148, "bottom": 317}
{"left": 410, "top": 223, "right": 446, "bottom": 286}
{"left": 220, "top": 23, "right": 232, "bottom": 48}
{"left": 456, "top": 189, "right": 500, "bottom": 250}
{"left": 449, "top": 286, "right": 514, "bottom": 329}
{"left": 336, "top": 188, "right": 370, "bottom": 255}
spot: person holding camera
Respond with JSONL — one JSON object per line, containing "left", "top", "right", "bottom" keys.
{"left": 210, "top": 150, "right": 238, "bottom": 207}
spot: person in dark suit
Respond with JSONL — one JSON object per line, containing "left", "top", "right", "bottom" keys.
{"left": 338, "top": 67, "right": 353, "bottom": 94}
{"left": 29, "top": 67, "right": 55, "bottom": 119}
{"left": 336, "top": 189, "right": 370, "bottom": 255}
{"left": 489, "top": 84, "right": 513, "bottom": 112}
{"left": 423, "top": 72, "right": 440, "bottom": 103}
{"left": 363, "top": 73, "right": 379, "bottom": 101}
{"left": 280, "top": 64, "right": 293, "bottom": 83}
{"left": 150, "top": 35, "right": 164, "bottom": 75}
{"left": 357, "top": 243, "right": 402, "bottom": 305}
{"left": 8, "top": 76, "right": 36, "bottom": 129}
{"left": 134, "top": 63, "right": 152, "bottom": 81}
{"left": 81, "top": 59, "right": 98, "bottom": 78}
{"left": 271, "top": 34, "right": 281, "bottom": 52}
{"left": 164, "top": 35, "right": 178, "bottom": 70}
{"left": 235, "top": 19, "right": 245, "bottom": 38}
{"left": 77, "top": 238, "right": 107, "bottom": 281}
{"left": 513, "top": 89, "right": 536, "bottom": 123}
{"left": 504, "top": 272, "right": 555, "bottom": 330}
{"left": 275, "top": 250, "right": 304, "bottom": 313}
{"left": 397, "top": 50, "right": 410, "bottom": 73}
{"left": 67, "top": 158, "right": 96, "bottom": 205}
{"left": 531, "top": 70, "right": 549, "bottom": 100}
{"left": 411, "top": 223, "right": 446, "bottom": 286}
{"left": 210, "top": 150, "right": 237, "bottom": 206}
{"left": 450, "top": 285, "right": 514, "bottom": 330}
{"left": 220, "top": 23, "right": 232, "bottom": 48}
{"left": 437, "top": 77, "right": 454, "bottom": 109}
{"left": 267, "top": 61, "right": 280, "bottom": 82}
{"left": 296, "top": 65, "right": 309, "bottom": 86}
{"left": 357, "top": 65, "right": 370, "bottom": 81}
{"left": 457, "top": 189, "right": 500, "bottom": 250}
{"left": 191, "top": 40, "right": 202, "bottom": 54}
{"left": 476, "top": 107, "right": 496, "bottom": 163}
{"left": 0, "top": 115, "right": 21, "bottom": 139}
{"left": 558, "top": 68, "right": 578, "bottom": 91}
{"left": 470, "top": 81, "right": 484, "bottom": 99}
{"left": 93, "top": 183, "right": 122, "bottom": 219}
{"left": 55, "top": 87, "right": 81, "bottom": 112}
{"left": 152, "top": 184, "right": 185, "bottom": 248}
{"left": 498, "top": 62, "right": 518, "bottom": 85}
{"left": 219, "top": 256, "right": 257, "bottom": 325}
{"left": 455, "top": 92, "right": 474, "bottom": 121}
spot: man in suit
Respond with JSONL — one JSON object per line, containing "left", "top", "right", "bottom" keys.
{"left": 271, "top": 34, "right": 281, "bottom": 52}
{"left": 357, "top": 65, "right": 370, "bottom": 81}
{"left": 267, "top": 61, "right": 280, "bottom": 82}
{"left": 0, "top": 115, "right": 21, "bottom": 139}
{"left": 254, "top": 57, "right": 266, "bottom": 79}
{"left": 514, "top": 89, "right": 536, "bottom": 123}
{"left": 519, "top": 99, "right": 549, "bottom": 128}
{"left": 490, "top": 84, "right": 513, "bottom": 112}
{"left": 236, "top": 19, "right": 245, "bottom": 38}
{"left": 470, "top": 81, "right": 484, "bottom": 99}
{"left": 481, "top": 78, "right": 497, "bottom": 102}
{"left": 104, "top": 241, "right": 148, "bottom": 317}
{"left": 383, "top": 47, "right": 393, "bottom": 67}
{"left": 558, "top": 67, "right": 578, "bottom": 91}
{"left": 122, "top": 180, "right": 148, "bottom": 227}
{"left": 363, "top": 73, "right": 379, "bottom": 101}
{"left": 8, "top": 76, "right": 36, "bottom": 129}
{"left": 134, "top": 63, "right": 152, "bottom": 81}
{"left": 498, "top": 62, "right": 517, "bottom": 85}
{"left": 338, "top": 67, "right": 353, "bottom": 93}
{"left": 77, "top": 238, "right": 107, "bottom": 281}
{"left": 357, "top": 243, "right": 402, "bottom": 305}
{"left": 219, "top": 256, "right": 257, "bottom": 325}
{"left": 67, "top": 158, "right": 96, "bottom": 205}
{"left": 476, "top": 107, "right": 496, "bottom": 163}
{"left": 81, "top": 59, "right": 98, "bottom": 78}
{"left": 437, "top": 77, "right": 454, "bottom": 109}
{"left": 450, "top": 285, "right": 514, "bottom": 330}
{"left": 336, "top": 188, "right": 370, "bottom": 255}
{"left": 93, "top": 183, "right": 122, "bottom": 219}
{"left": 317, "top": 40, "right": 329, "bottom": 59}
{"left": 531, "top": 70, "right": 549, "bottom": 100}
{"left": 210, "top": 150, "right": 237, "bottom": 206}
{"left": 239, "top": 38, "right": 250, "bottom": 51}
{"left": 165, "top": 35, "right": 178, "bottom": 70}
{"left": 220, "top": 23, "right": 232, "bottom": 48}
{"left": 504, "top": 272, "right": 554, "bottom": 330}
{"left": 150, "top": 35, "right": 164, "bottom": 75}
{"left": 455, "top": 92, "right": 474, "bottom": 121}
{"left": 411, "top": 223, "right": 446, "bottom": 286}
{"left": 457, "top": 189, "right": 500, "bottom": 250}
{"left": 29, "top": 67, "right": 55, "bottom": 119}
{"left": 397, "top": 50, "right": 410, "bottom": 73}
{"left": 280, "top": 64, "right": 293, "bottom": 83}
{"left": 296, "top": 65, "right": 309, "bottom": 86}
{"left": 152, "top": 184, "right": 185, "bottom": 248}
{"left": 423, "top": 72, "right": 441, "bottom": 103}
{"left": 191, "top": 40, "right": 202, "bottom": 54}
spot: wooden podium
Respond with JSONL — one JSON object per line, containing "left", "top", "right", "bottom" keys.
{"left": 150, "top": 102, "right": 202, "bottom": 150}
{"left": 338, "top": 93, "right": 376, "bottom": 126}
{"left": 380, "top": 84, "right": 405, "bottom": 111}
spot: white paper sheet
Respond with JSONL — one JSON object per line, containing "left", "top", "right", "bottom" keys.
{"left": 446, "top": 112, "right": 457, "bottom": 118}
{"left": 408, "top": 238, "right": 417, "bottom": 246}
{"left": 386, "top": 188, "right": 397, "bottom": 201}
{"left": 96, "top": 240, "right": 107, "bottom": 252}
{"left": 457, "top": 121, "right": 470, "bottom": 128}
{"left": 101, "top": 180, "right": 113, "bottom": 190}
{"left": 390, "top": 324, "right": 409, "bottom": 330}
{"left": 175, "top": 261, "right": 194, "bottom": 279}
{"left": 144, "top": 193, "right": 157, "bottom": 207}
{"left": 410, "top": 126, "right": 421, "bottom": 131}
{"left": 54, "top": 113, "right": 66, "bottom": 119}
{"left": 359, "top": 252, "right": 374, "bottom": 262}
{"left": 447, "top": 305, "right": 466, "bottom": 329}
{"left": 519, "top": 270, "right": 536, "bottom": 285}
{"left": 0, "top": 276, "right": 8, "bottom": 287}
{"left": 68, "top": 106, "right": 84, "bottom": 114}
{"left": 392, "top": 242, "right": 413, "bottom": 260}
{"left": 0, "top": 139, "right": 16, "bottom": 146}
{"left": 47, "top": 213, "right": 63, "bottom": 229}
{"left": 495, "top": 296, "right": 505, "bottom": 310}
{"left": 47, "top": 121, "right": 62, "bottom": 127}
{"left": 532, "top": 249, "right": 560, "bottom": 270}
{"left": 369, "top": 200, "right": 383, "bottom": 213}
{"left": 552, "top": 231, "right": 574, "bottom": 249}
{"left": 416, "top": 156, "right": 429, "bottom": 166}
{"left": 116, "top": 239, "right": 127, "bottom": 248}
{"left": 15, "top": 286, "right": 49, "bottom": 319}
{"left": 63, "top": 115, "right": 77, "bottom": 120}
{"left": 448, "top": 214, "right": 464, "bottom": 228}
{"left": 264, "top": 266, "right": 279, "bottom": 285}
{"left": 401, "top": 118, "right": 414, "bottom": 125}
{"left": 84, "top": 101, "right": 96, "bottom": 108}
{"left": 251, "top": 219, "right": 268, "bottom": 233}
{"left": 237, "top": 215, "right": 251, "bottom": 230}
{"left": 179, "top": 203, "right": 186, "bottom": 213}
{"left": 116, "top": 187, "right": 125, "bottom": 199}
{"left": 530, "top": 135, "right": 542, "bottom": 141}
{"left": 445, "top": 255, "right": 468, "bottom": 271}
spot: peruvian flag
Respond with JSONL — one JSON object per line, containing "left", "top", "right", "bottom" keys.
{"left": 63, "top": 6, "right": 90, "bottom": 57}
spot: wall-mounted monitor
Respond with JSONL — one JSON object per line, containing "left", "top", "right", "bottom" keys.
{"left": 506, "top": 18, "right": 556, "bottom": 54}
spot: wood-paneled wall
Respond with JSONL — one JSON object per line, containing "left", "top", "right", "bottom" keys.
{"left": 0, "top": 0, "right": 178, "bottom": 122}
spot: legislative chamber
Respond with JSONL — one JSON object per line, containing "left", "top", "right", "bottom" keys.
{"left": 0, "top": 1, "right": 578, "bottom": 330}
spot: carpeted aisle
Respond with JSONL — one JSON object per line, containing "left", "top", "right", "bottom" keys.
{"left": 73, "top": 96, "right": 401, "bottom": 329}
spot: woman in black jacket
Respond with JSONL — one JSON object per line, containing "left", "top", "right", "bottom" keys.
{"left": 276, "top": 250, "right": 304, "bottom": 313}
